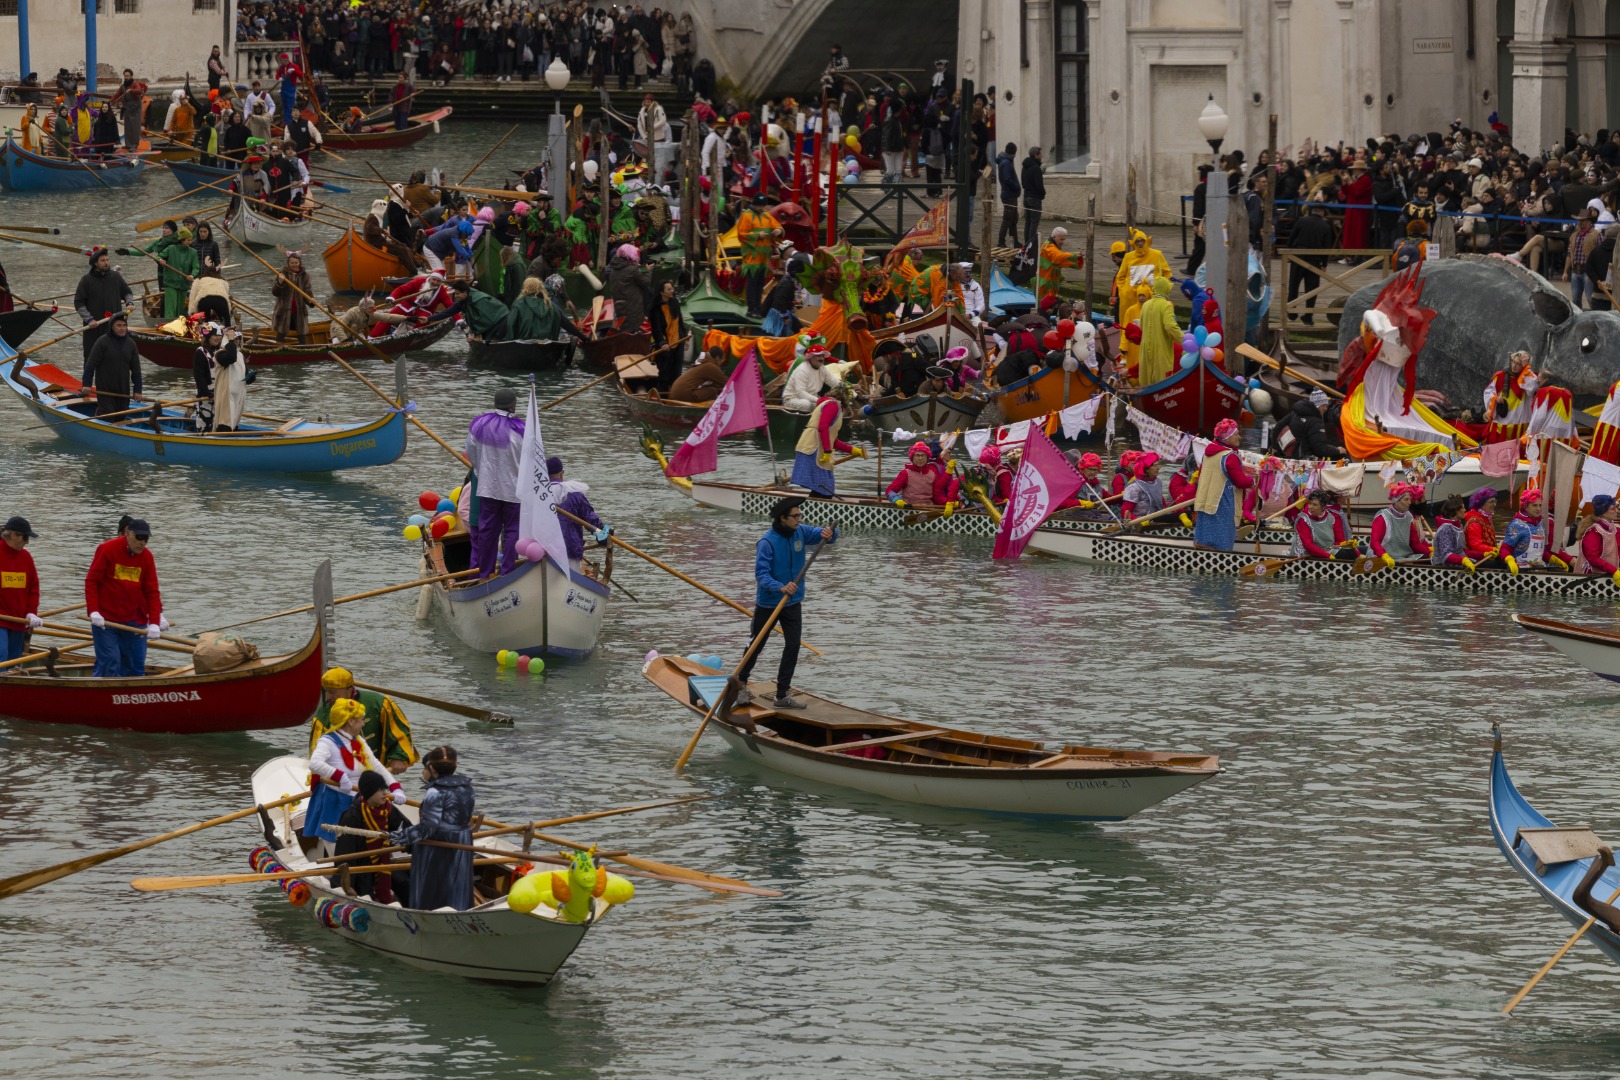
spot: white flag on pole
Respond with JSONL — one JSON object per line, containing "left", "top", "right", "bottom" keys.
{"left": 517, "top": 383, "right": 571, "bottom": 576}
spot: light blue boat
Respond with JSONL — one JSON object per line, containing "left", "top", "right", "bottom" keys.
{"left": 988, "top": 267, "right": 1035, "bottom": 316}
{"left": 0, "top": 136, "right": 147, "bottom": 191}
{"left": 2, "top": 344, "right": 408, "bottom": 473}
{"left": 165, "top": 156, "right": 236, "bottom": 195}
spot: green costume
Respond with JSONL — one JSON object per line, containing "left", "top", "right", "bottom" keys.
{"left": 463, "top": 287, "right": 512, "bottom": 341}
{"left": 310, "top": 688, "right": 417, "bottom": 767}
{"left": 510, "top": 293, "right": 563, "bottom": 340}
{"left": 135, "top": 236, "right": 199, "bottom": 320}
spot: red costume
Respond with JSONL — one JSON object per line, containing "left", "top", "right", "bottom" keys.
{"left": 0, "top": 543, "right": 40, "bottom": 621}
{"left": 84, "top": 536, "right": 162, "bottom": 626}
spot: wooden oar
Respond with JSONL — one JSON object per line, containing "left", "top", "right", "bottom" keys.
{"left": 199, "top": 568, "right": 481, "bottom": 634}
{"left": 11, "top": 314, "right": 119, "bottom": 361}
{"left": 0, "top": 638, "right": 95, "bottom": 673}
{"left": 675, "top": 532, "right": 832, "bottom": 770}
{"left": 1238, "top": 494, "right": 1308, "bottom": 542}
{"left": 0, "top": 225, "right": 63, "bottom": 235}
{"left": 543, "top": 336, "right": 692, "bottom": 412}
{"left": 1502, "top": 883, "right": 1620, "bottom": 1014}
{"left": 553, "top": 506, "right": 822, "bottom": 656}
{"left": 27, "top": 396, "right": 206, "bottom": 432}
{"left": 1238, "top": 556, "right": 1295, "bottom": 579}
{"left": 130, "top": 857, "right": 511, "bottom": 893}
{"left": 0, "top": 231, "right": 94, "bottom": 255}
{"left": 351, "top": 680, "right": 514, "bottom": 725}
{"left": 1104, "top": 498, "right": 1196, "bottom": 534}
{"left": 0, "top": 791, "right": 308, "bottom": 901}
{"left": 1236, "top": 343, "right": 1344, "bottom": 401}
{"left": 458, "top": 124, "right": 520, "bottom": 185}
{"left": 134, "top": 201, "right": 231, "bottom": 233}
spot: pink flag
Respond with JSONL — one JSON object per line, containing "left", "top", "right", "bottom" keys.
{"left": 665, "top": 350, "right": 770, "bottom": 477}
{"left": 1478, "top": 439, "right": 1520, "bottom": 478}
{"left": 992, "top": 426, "right": 1084, "bottom": 560}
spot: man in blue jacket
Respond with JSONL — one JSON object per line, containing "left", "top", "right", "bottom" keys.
{"left": 735, "top": 497, "right": 836, "bottom": 710}
{"left": 996, "top": 142, "right": 1021, "bottom": 248}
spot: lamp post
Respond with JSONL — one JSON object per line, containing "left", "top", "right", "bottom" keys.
{"left": 1195, "top": 95, "right": 1230, "bottom": 437}
{"left": 545, "top": 58, "right": 569, "bottom": 204}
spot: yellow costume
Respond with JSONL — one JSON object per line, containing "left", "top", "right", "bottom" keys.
{"left": 1135, "top": 277, "right": 1182, "bottom": 387}
{"left": 1117, "top": 284, "right": 1154, "bottom": 382}
{"left": 1112, "top": 227, "right": 1171, "bottom": 302}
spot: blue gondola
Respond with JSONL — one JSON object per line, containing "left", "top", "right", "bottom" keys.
{"left": 0, "top": 136, "right": 147, "bottom": 191}
{"left": 988, "top": 268, "right": 1036, "bottom": 316}
{"left": 2, "top": 346, "right": 408, "bottom": 473}
{"left": 165, "top": 156, "right": 236, "bottom": 195}
{"left": 1490, "top": 731, "right": 1620, "bottom": 969}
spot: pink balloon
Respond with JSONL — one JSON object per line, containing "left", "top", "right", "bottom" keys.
{"left": 1200, "top": 346, "right": 1216, "bottom": 361}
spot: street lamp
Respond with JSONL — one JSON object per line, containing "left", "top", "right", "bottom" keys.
{"left": 1195, "top": 94, "right": 1232, "bottom": 435}
{"left": 1197, "top": 95, "right": 1229, "bottom": 156}
{"left": 545, "top": 57, "right": 570, "bottom": 114}
{"left": 545, "top": 58, "right": 570, "bottom": 203}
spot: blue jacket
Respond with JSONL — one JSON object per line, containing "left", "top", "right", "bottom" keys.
{"left": 425, "top": 226, "right": 472, "bottom": 262}
{"left": 996, "top": 152, "right": 1020, "bottom": 202}
{"left": 754, "top": 524, "right": 836, "bottom": 608}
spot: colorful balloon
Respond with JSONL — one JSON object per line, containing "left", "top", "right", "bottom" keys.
{"left": 1182, "top": 334, "right": 1197, "bottom": 352}
{"left": 1205, "top": 331, "right": 1222, "bottom": 348}
{"left": 530, "top": 657, "right": 545, "bottom": 675}
{"left": 1200, "top": 347, "right": 1215, "bottom": 361}
{"left": 1180, "top": 354, "right": 1197, "bottom": 370}
{"left": 436, "top": 499, "right": 455, "bottom": 514}
{"left": 417, "top": 491, "right": 440, "bottom": 512}
{"left": 704, "top": 655, "right": 723, "bottom": 669}
{"left": 1042, "top": 330, "right": 1062, "bottom": 351}
{"left": 430, "top": 516, "right": 451, "bottom": 539}
{"left": 402, "top": 524, "right": 422, "bottom": 540}
{"left": 1193, "top": 326, "right": 1208, "bottom": 346}
{"left": 407, "top": 514, "right": 427, "bottom": 528}
{"left": 601, "top": 873, "right": 635, "bottom": 906}
{"left": 843, "top": 134, "right": 859, "bottom": 150}
{"left": 449, "top": 486, "right": 462, "bottom": 503}
{"left": 517, "top": 655, "right": 531, "bottom": 672}
{"left": 507, "top": 872, "right": 543, "bottom": 913}
{"left": 1056, "top": 318, "right": 1076, "bottom": 339}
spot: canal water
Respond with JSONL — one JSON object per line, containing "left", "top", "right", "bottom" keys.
{"left": 3, "top": 122, "right": 1620, "bottom": 1079}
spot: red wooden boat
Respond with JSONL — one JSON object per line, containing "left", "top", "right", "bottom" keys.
{"left": 0, "top": 621, "right": 324, "bottom": 734}
{"left": 578, "top": 327, "right": 653, "bottom": 371}
{"left": 1126, "top": 354, "right": 1247, "bottom": 438}
{"left": 318, "top": 106, "right": 452, "bottom": 150}
{"left": 130, "top": 317, "right": 454, "bottom": 369}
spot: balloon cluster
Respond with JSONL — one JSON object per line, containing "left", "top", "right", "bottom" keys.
{"left": 685, "top": 652, "right": 725, "bottom": 669}
{"left": 1041, "top": 317, "right": 1080, "bottom": 352}
{"left": 496, "top": 649, "right": 545, "bottom": 675}
{"left": 402, "top": 488, "right": 463, "bottom": 541}
{"left": 1179, "top": 325, "right": 1224, "bottom": 371}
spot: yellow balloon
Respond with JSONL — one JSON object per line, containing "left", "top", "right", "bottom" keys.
{"left": 508, "top": 872, "right": 543, "bottom": 913}
{"left": 449, "top": 486, "right": 462, "bottom": 503}
{"left": 843, "top": 134, "right": 859, "bottom": 150}
{"left": 402, "top": 524, "right": 423, "bottom": 540}
{"left": 601, "top": 873, "right": 635, "bottom": 906}
{"left": 534, "top": 870, "right": 558, "bottom": 908}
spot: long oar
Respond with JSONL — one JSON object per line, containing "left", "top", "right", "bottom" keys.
{"left": 458, "top": 124, "right": 520, "bottom": 185}
{"left": 136, "top": 202, "right": 231, "bottom": 234}
{"left": 1103, "top": 498, "right": 1196, "bottom": 534}
{"left": 351, "top": 680, "right": 513, "bottom": 725}
{"left": 0, "top": 231, "right": 95, "bottom": 255}
{"left": 27, "top": 395, "right": 206, "bottom": 432}
{"left": 0, "top": 791, "right": 308, "bottom": 901}
{"left": 0, "top": 225, "right": 63, "bottom": 235}
{"left": 130, "top": 858, "right": 512, "bottom": 893}
{"left": 1235, "top": 343, "right": 1344, "bottom": 402}
{"left": 1502, "top": 883, "right": 1620, "bottom": 1014}
{"left": 542, "top": 336, "right": 693, "bottom": 412}
{"left": 198, "top": 568, "right": 481, "bottom": 634}
{"left": 675, "top": 532, "right": 832, "bottom": 770}
{"left": 10, "top": 314, "right": 118, "bottom": 361}
{"left": 553, "top": 506, "right": 822, "bottom": 656}
{"left": 0, "top": 638, "right": 95, "bottom": 672}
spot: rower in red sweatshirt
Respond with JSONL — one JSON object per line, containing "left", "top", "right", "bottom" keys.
{"left": 0, "top": 516, "right": 43, "bottom": 664}
{"left": 84, "top": 515, "right": 167, "bottom": 677}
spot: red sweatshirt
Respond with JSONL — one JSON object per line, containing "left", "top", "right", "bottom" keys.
{"left": 1462, "top": 510, "right": 1506, "bottom": 559}
{"left": 0, "top": 544, "right": 40, "bottom": 621}
{"left": 84, "top": 536, "right": 162, "bottom": 626}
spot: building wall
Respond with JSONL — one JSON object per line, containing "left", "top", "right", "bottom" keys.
{"left": 0, "top": 0, "right": 234, "bottom": 87}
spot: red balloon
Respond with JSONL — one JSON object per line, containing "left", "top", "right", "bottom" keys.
{"left": 1042, "top": 330, "right": 1062, "bottom": 351}
{"left": 430, "top": 516, "right": 451, "bottom": 539}
{"left": 1056, "top": 318, "right": 1076, "bottom": 339}
{"left": 418, "top": 491, "right": 441, "bottom": 512}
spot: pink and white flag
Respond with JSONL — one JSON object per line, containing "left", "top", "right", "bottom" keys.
{"left": 665, "top": 350, "right": 769, "bottom": 477}
{"left": 992, "top": 426, "right": 1084, "bottom": 560}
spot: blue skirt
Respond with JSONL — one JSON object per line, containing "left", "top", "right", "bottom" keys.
{"left": 301, "top": 782, "right": 349, "bottom": 840}
{"left": 1192, "top": 483, "right": 1238, "bottom": 550}
{"left": 790, "top": 451, "right": 837, "bottom": 496}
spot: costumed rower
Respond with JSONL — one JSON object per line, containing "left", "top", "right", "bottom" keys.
{"left": 1369, "top": 482, "right": 1433, "bottom": 568}
{"left": 1428, "top": 496, "right": 1478, "bottom": 573}
{"left": 191, "top": 322, "right": 247, "bottom": 432}
{"left": 303, "top": 697, "right": 402, "bottom": 856}
{"left": 783, "top": 344, "right": 843, "bottom": 412}
{"left": 1290, "top": 490, "right": 1352, "bottom": 560}
{"left": 1484, "top": 350, "right": 1537, "bottom": 444}
{"left": 74, "top": 247, "right": 133, "bottom": 372}
{"left": 84, "top": 311, "right": 143, "bottom": 417}
{"left": 332, "top": 770, "right": 411, "bottom": 904}
{"left": 463, "top": 388, "right": 525, "bottom": 579}
{"left": 1121, "top": 453, "right": 1166, "bottom": 520}
{"left": 737, "top": 193, "right": 784, "bottom": 318}
{"left": 311, "top": 666, "right": 418, "bottom": 775}
{"left": 733, "top": 498, "right": 837, "bottom": 712}
{"left": 790, "top": 383, "right": 862, "bottom": 496}
{"left": 886, "top": 441, "right": 959, "bottom": 511}
{"left": 547, "top": 457, "right": 613, "bottom": 570}
{"left": 0, "top": 516, "right": 43, "bottom": 663}
{"left": 1575, "top": 494, "right": 1620, "bottom": 585}
{"left": 388, "top": 745, "right": 477, "bottom": 912}
{"left": 1462, "top": 488, "right": 1518, "bottom": 573}
{"left": 83, "top": 516, "right": 167, "bottom": 677}
{"left": 1502, "top": 487, "right": 1572, "bottom": 571}
{"left": 1035, "top": 227, "right": 1082, "bottom": 310}
{"left": 1192, "top": 419, "right": 1255, "bottom": 550}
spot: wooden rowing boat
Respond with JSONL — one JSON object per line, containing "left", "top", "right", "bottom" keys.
{"left": 616, "top": 367, "right": 812, "bottom": 445}
{"left": 0, "top": 308, "right": 52, "bottom": 349}
{"left": 870, "top": 305, "right": 982, "bottom": 362}
{"left": 248, "top": 754, "right": 600, "bottom": 984}
{"left": 1490, "top": 732, "right": 1620, "bottom": 970}
{"left": 4, "top": 354, "right": 407, "bottom": 472}
{"left": 315, "top": 106, "right": 453, "bottom": 150}
{"left": 1512, "top": 614, "right": 1620, "bottom": 683}
{"left": 644, "top": 654, "right": 1221, "bottom": 820}
{"left": 223, "top": 199, "right": 325, "bottom": 249}
{"left": 578, "top": 328, "right": 652, "bottom": 371}
{"left": 0, "top": 136, "right": 149, "bottom": 191}
{"left": 990, "top": 362, "right": 1108, "bottom": 426}
{"left": 466, "top": 336, "right": 577, "bottom": 371}
{"left": 864, "top": 388, "right": 989, "bottom": 433}
{"left": 421, "top": 533, "right": 609, "bottom": 658}
{"left": 0, "top": 620, "right": 323, "bottom": 733}
{"left": 164, "top": 156, "right": 236, "bottom": 195}
{"left": 130, "top": 317, "right": 453, "bottom": 369}
{"left": 1125, "top": 353, "right": 1247, "bottom": 438}
{"left": 322, "top": 227, "right": 411, "bottom": 293}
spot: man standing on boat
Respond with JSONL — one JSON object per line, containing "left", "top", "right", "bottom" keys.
{"left": 311, "top": 666, "right": 417, "bottom": 776}
{"left": 464, "top": 388, "right": 525, "bottom": 580}
{"left": 733, "top": 498, "right": 836, "bottom": 711}
{"left": 84, "top": 312, "right": 143, "bottom": 417}
{"left": 73, "top": 247, "right": 132, "bottom": 373}
{"left": 0, "top": 517, "right": 43, "bottom": 664}
{"left": 83, "top": 517, "right": 166, "bottom": 678}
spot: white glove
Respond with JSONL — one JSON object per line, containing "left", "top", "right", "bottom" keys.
{"left": 157, "top": 614, "right": 171, "bottom": 631}
{"left": 338, "top": 772, "right": 358, "bottom": 795}
{"left": 90, "top": 612, "right": 105, "bottom": 629}
{"left": 146, "top": 624, "right": 162, "bottom": 641}
{"left": 25, "top": 613, "right": 43, "bottom": 630}
{"left": 390, "top": 786, "right": 406, "bottom": 806}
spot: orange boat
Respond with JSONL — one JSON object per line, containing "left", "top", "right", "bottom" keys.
{"left": 323, "top": 228, "right": 411, "bottom": 294}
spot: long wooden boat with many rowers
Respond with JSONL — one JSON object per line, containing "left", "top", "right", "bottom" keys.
{"left": 1126, "top": 353, "right": 1247, "bottom": 438}
{"left": 992, "top": 361, "right": 1110, "bottom": 426}
{"left": 1512, "top": 615, "right": 1620, "bottom": 683}
{"left": 1028, "top": 529, "right": 1617, "bottom": 596}
{"left": 242, "top": 754, "right": 602, "bottom": 984}
{"left": 4, "top": 355, "right": 407, "bottom": 471}
{"left": 164, "top": 156, "right": 235, "bottom": 195}
{"left": 224, "top": 199, "right": 326, "bottom": 249}
{"left": 467, "top": 336, "right": 577, "bottom": 371}
{"left": 130, "top": 317, "right": 453, "bottom": 369}
{"left": 645, "top": 653, "right": 1221, "bottom": 820}
{"left": 0, "top": 136, "right": 148, "bottom": 191}
{"left": 0, "top": 308, "right": 52, "bottom": 349}
{"left": 420, "top": 531, "right": 609, "bottom": 658}
{"left": 1490, "top": 730, "right": 1620, "bottom": 972}
{"left": 313, "top": 106, "right": 452, "bottom": 150}
{"left": 323, "top": 227, "right": 413, "bottom": 293}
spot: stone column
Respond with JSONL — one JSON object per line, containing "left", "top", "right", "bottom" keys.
{"left": 1272, "top": 0, "right": 1292, "bottom": 150}
{"left": 1090, "top": 0, "right": 1128, "bottom": 216}
{"left": 1510, "top": 39, "right": 1572, "bottom": 155}
{"left": 1337, "top": 1, "right": 1355, "bottom": 141}
{"left": 1574, "top": 40, "right": 1606, "bottom": 135}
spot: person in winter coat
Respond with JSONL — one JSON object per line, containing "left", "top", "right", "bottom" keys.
{"left": 74, "top": 247, "right": 133, "bottom": 370}
{"left": 85, "top": 312, "right": 143, "bottom": 416}
{"left": 1020, "top": 146, "right": 1047, "bottom": 247}
{"left": 607, "top": 244, "right": 653, "bottom": 330}
{"left": 271, "top": 252, "right": 314, "bottom": 342}
{"left": 881, "top": 102, "right": 905, "bottom": 185}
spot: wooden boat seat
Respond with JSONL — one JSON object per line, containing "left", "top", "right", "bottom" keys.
{"left": 273, "top": 417, "right": 305, "bottom": 433}
{"left": 883, "top": 740, "right": 1024, "bottom": 768}
{"left": 1516, "top": 826, "right": 1606, "bottom": 876}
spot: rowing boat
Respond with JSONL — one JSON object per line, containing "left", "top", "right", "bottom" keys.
{"left": 466, "top": 336, "right": 577, "bottom": 371}
{"left": 865, "top": 388, "right": 989, "bottom": 433}
{"left": 644, "top": 654, "right": 1221, "bottom": 820}
{"left": 4, "top": 354, "right": 408, "bottom": 472}
{"left": 1125, "top": 352, "right": 1247, "bottom": 438}
{"left": 682, "top": 270, "right": 759, "bottom": 329}
{"left": 1512, "top": 614, "right": 1620, "bottom": 682}
{"left": 578, "top": 328, "right": 652, "bottom": 371}
{"left": 316, "top": 106, "right": 452, "bottom": 150}
{"left": 420, "top": 533, "right": 609, "bottom": 658}
{"left": 0, "top": 136, "right": 149, "bottom": 191}
{"left": 164, "top": 156, "right": 236, "bottom": 195}
{"left": 0, "top": 619, "right": 323, "bottom": 733}
{"left": 1490, "top": 731, "right": 1620, "bottom": 970}
{"left": 223, "top": 199, "right": 325, "bottom": 248}
{"left": 0, "top": 308, "right": 52, "bottom": 349}
{"left": 616, "top": 368, "right": 812, "bottom": 445}
{"left": 247, "top": 754, "right": 601, "bottom": 984}
{"left": 322, "top": 227, "right": 413, "bottom": 293}
{"left": 130, "top": 317, "right": 453, "bottom": 369}
{"left": 870, "top": 305, "right": 982, "bottom": 362}
{"left": 991, "top": 362, "right": 1108, "bottom": 425}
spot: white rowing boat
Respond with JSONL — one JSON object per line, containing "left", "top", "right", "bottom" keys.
{"left": 223, "top": 199, "right": 323, "bottom": 249}
{"left": 420, "top": 533, "right": 610, "bottom": 658}
{"left": 1512, "top": 614, "right": 1620, "bottom": 682}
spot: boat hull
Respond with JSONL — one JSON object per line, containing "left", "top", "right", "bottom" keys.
{"left": 322, "top": 228, "right": 412, "bottom": 293}
{"left": 0, "top": 626, "right": 323, "bottom": 733}
{"left": 425, "top": 541, "right": 609, "bottom": 658}
{"left": 1512, "top": 615, "right": 1620, "bottom": 682}
{"left": 0, "top": 308, "right": 52, "bottom": 349}
{"left": 165, "top": 157, "right": 235, "bottom": 195}
{"left": 866, "top": 390, "right": 988, "bottom": 433}
{"left": 992, "top": 364, "right": 1106, "bottom": 425}
{"left": 0, "top": 136, "right": 148, "bottom": 190}
{"left": 467, "top": 337, "right": 577, "bottom": 370}
{"left": 578, "top": 330, "right": 653, "bottom": 371}
{"left": 131, "top": 318, "right": 453, "bottom": 368}
{"left": 317, "top": 107, "right": 452, "bottom": 150}
{"left": 224, "top": 203, "right": 320, "bottom": 248}
{"left": 1129, "top": 356, "right": 1247, "bottom": 438}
